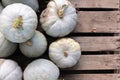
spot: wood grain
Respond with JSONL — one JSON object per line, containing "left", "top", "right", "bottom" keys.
{"left": 69, "top": 0, "right": 119, "bottom": 8}
{"left": 69, "top": 55, "right": 118, "bottom": 70}
{"left": 62, "top": 74, "right": 118, "bottom": 80}
{"left": 73, "top": 11, "right": 120, "bottom": 33}
{"left": 73, "top": 37, "right": 120, "bottom": 51}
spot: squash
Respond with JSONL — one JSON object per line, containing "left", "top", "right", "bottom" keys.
{"left": 0, "top": 3, "right": 38, "bottom": 43}
{"left": 24, "top": 59, "right": 60, "bottom": 80}
{"left": 49, "top": 38, "right": 81, "bottom": 68}
{"left": 0, "top": 59, "right": 22, "bottom": 80}
{"left": 0, "top": 32, "right": 17, "bottom": 57}
{"left": 2, "top": 0, "right": 39, "bottom": 11}
{"left": 19, "top": 30, "right": 47, "bottom": 58}
{"left": 40, "top": 0, "right": 77, "bottom": 37}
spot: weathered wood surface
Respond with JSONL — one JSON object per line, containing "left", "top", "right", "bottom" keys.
{"left": 63, "top": 74, "right": 118, "bottom": 80}
{"left": 73, "top": 37, "right": 120, "bottom": 51}
{"left": 69, "top": 55, "right": 117, "bottom": 70}
{"left": 73, "top": 11, "right": 120, "bottom": 33}
{"left": 69, "top": 0, "right": 119, "bottom": 8}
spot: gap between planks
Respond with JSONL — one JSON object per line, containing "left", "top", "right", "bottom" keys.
{"left": 62, "top": 74, "right": 119, "bottom": 80}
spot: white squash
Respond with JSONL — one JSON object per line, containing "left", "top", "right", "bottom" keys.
{"left": 19, "top": 30, "right": 47, "bottom": 58}
{"left": 49, "top": 38, "right": 81, "bottom": 68}
{"left": 0, "top": 3, "right": 38, "bottom": 43}
{"left": 40, "top": 0, "right": 77, "bottom": 37}
{"left": 0, "top": 59, "right": 22, "bottom": 80}
{"left": 0, "top": 32, "right": 17, "bottom": 57}
{"left": 24, "top": 59, "right": 60, "bottom": 80}
{"left": 2, "top": 0, "right": 39, "bottom": 11}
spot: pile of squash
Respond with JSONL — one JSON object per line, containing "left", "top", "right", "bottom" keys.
{"left": 0, "top": 0, "right": 81, "bottom": 80}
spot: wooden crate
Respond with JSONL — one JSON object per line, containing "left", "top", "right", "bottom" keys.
{"left": 62, "top": 0, "right": 120, "bottom": 80}
{"left": 6, "top": 0, "right": 120, "bottom": 80}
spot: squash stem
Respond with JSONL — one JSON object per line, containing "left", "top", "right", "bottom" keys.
{"left": 0, "top": 59, "right": 4, "bottom": 66}
{"left": 13, "top": 16, "right": 23, "bottom": 29}
{"left": 58, "top": 5, "right": 68, "bottom": 18}
{"left": 27, "top": 40, "right": 32, "bottom": 46}
{"left": 64, "top": 51, "right": 68, "bottom": 57}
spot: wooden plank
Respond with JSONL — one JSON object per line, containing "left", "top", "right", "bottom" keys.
{"left": 73, "top": 37, "right": 120, "bottom": 51}
{"left": 62, "top": 74, "right": 118, "bottom": 80}
{"left": 69, "top": 0, "right": 119, "bottom": 8}
{"left": 69, "top": 55, "right": 117, "bottom": 70}
{"left": 73, "top": 11, "right": 119, "bottom": 33}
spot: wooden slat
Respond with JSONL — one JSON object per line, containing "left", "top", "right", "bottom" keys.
{"left": 63, "top": 74, "right": 118, "bottom": 80}
{"left": 73, "top": 11, "right": 119, "bottom": 33}
{"left": 70, "top": 55, "right": 117, "bottom": 70}
{"left": 73, "top": 37, "right": 120, "bottom": 51}
{"left": 69, "top": 0, "right": 119, "bottom": 8}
